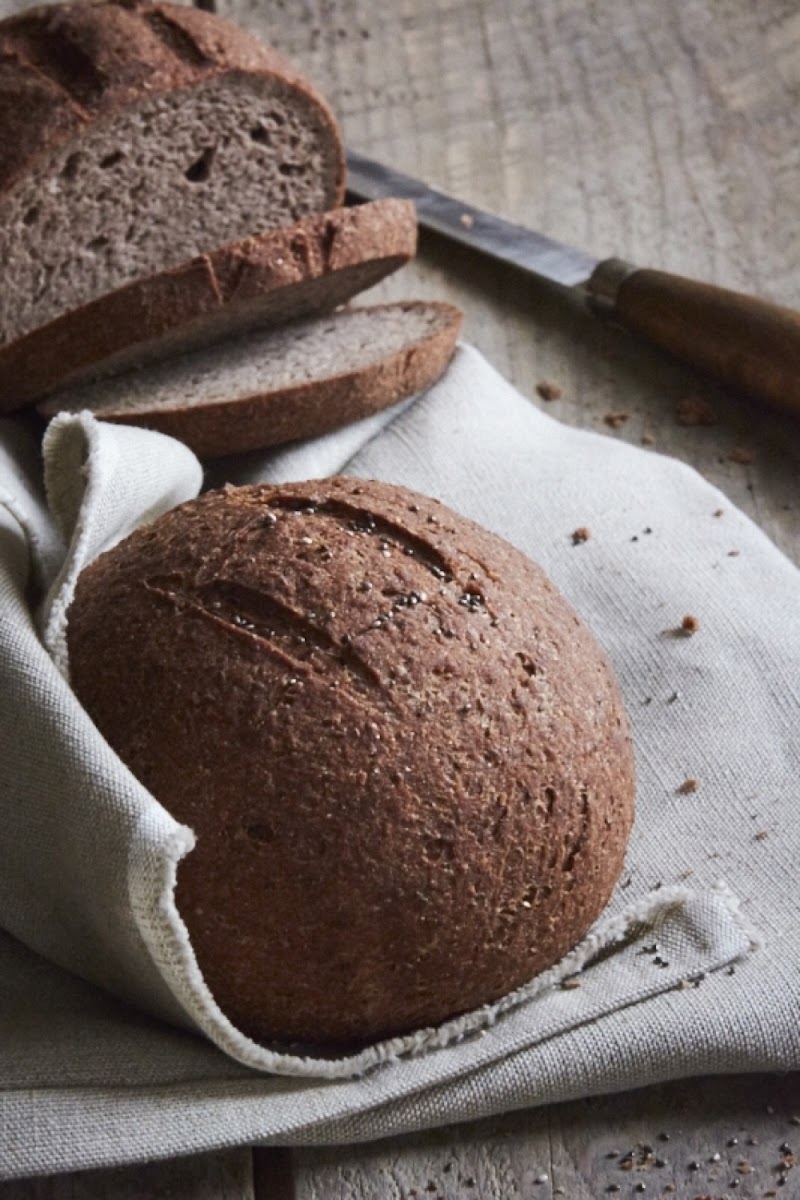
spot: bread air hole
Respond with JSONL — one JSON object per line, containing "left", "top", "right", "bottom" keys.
{"left": 249, "top": 125, "right": 270, "bottom": 145}
{"left": 184, "top": 146, "right": 217, "bottom": 183}
{"left": 61, "top": 153, "right": 81, "bottom": 182}
{"left": 100, "top": 150, "right": 124, "bottom": 169}
{"left": 23, "top": 206, "right": 40, "bottom": 227}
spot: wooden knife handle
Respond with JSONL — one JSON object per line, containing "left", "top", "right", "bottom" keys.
{"left": 588, "top": 258, "right": 800, "bottom": 418}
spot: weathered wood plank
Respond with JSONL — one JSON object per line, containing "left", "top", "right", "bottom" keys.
{"left": 0, "top": 1148, "right": 255, "bottom": 1200}
{"left": 226, "top": 0, "right": 800, "bottom": 566}
{"left": 291, "top": 1073, "right": 800, "bottom": 1199}
{"left": 291, "top": 1105, "right": 555, "bottom": 1200}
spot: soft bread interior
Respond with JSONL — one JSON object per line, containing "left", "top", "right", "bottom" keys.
{"left": 0, "top": 74, "right": 339, "bottom": 346}
{"left": 42, "top": 303, "right": 458, "bottom": 416}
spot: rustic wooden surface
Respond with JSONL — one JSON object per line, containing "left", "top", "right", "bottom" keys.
{"left": 229, "top": 0, "right": 799, "bottom": 566}
{"left": 1, "top": 0, "right": 799, "bottom": 1194}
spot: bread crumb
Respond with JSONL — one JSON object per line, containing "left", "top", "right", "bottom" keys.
{"left": 536, "top": 380, "right": 562, "bottom": 401}
{"left": 675, "top": 394, "right": 717, "bottom": 426}
{"left": 604, "top": 411, "right": 630, "bottom": 429}
{"left": 571, "top": 526, "right": 591, "bottom": 545}
{"left": 728, "top": 446, "right": 755, "bottom": 464}
{"left": 677, "top": 778, "right": 699, "bottom": 794}
{"left": 754, "top": 829, "right": 769, "bottom": 841}
{"left": 641, "top": 432, "right": 656, "bottom": 446}
{"left": 460, "top": 212, "right": 474, "bottom": 228}
{"left": 680, "top": 614, "right": 700, "bottom": 635}
{"left": 561, "top": 976, "right": 581, "bottom": 990}
{"left": 713, "top": 508, "right": 724, "bottom": 517}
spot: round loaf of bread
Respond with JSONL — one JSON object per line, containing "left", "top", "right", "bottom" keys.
{"left": 66, "top": 478, "right": 636, "bottom": 1046}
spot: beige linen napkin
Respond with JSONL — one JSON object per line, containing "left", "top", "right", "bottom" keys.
{"left": 1, "top": 346, "right": 796, "bottom": 1179}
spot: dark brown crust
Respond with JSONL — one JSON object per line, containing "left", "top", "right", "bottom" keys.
{"left": 8, "top": 200, "right": 417, "bottom": 411}
{"left": 0, "top": 1, "right": 344, "bottom": 198}
{"left": 44, "top": 302, "right": 464, "bottom": 458}
{"left": 67, "top": 477, "right": 636, "bottom": 1046}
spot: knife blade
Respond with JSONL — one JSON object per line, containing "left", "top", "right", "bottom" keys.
{"left": 346, "top": 149, "right": 800, "bottom": 420}
{"left": 346, "top": 150, "right": 596, "bottom": 289}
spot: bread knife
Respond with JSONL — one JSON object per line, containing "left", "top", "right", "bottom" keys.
{"left": 346, "top": 149, "right": 800, "bottom": 419}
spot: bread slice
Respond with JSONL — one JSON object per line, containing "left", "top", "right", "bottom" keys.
{"left": 0, "top": 1, "right": 344, "bottom": 376}
{"left": 0, "top": 200, "right": 417, "bottom": 412}
{"left": 40, "top": 302, "right": 463, "bottom": 458}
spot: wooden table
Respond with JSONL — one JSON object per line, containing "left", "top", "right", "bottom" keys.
{"left": 1, "top": 0, "right": 799, "bottom": 1195}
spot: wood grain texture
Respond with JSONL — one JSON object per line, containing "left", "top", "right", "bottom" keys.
{"left": 291, "top": 1073, "right": 800, "bottom": 1199}
{"left": 227, "top": 0, "right": 800, "bottom": 565}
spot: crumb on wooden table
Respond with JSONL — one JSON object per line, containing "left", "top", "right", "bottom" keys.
{"left": 675, "top": 394, "right": 718, "bottom": 426}
{"left": 536, "top": 380, "right": 562, "bottom": 401}
{"left": 571, "top": 526, "right": 591, "bottom": 545}
{"left": 641, "top": 432, "right": 656, "bottom": 446}
{"left": 728, "top": 446, "right": 755, "bottom": 464}
{"left": 677, "top": 777, "right": 699, "bottom": 794}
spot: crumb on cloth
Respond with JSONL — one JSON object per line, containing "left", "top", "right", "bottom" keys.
{"left": 536, "top": 380, "right": 562, "bottom": 401}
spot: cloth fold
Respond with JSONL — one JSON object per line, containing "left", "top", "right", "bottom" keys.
{"left": 1, "top": 345, "right": 798, "bottom": 1179}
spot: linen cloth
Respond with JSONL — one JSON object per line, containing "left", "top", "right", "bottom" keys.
{"left": 0, "top": 345, "right": 797, "bottom": 1179}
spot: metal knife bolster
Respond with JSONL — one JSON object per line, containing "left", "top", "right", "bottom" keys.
{"left": 586, "top": 258, "right": 641, "bottom": 311}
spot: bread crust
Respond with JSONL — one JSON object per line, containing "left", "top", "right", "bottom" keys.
{"left": 41, "top": 301, "right": 464, "bottom": 458}
{"left": 67, "top": 477, "right": 636, "bottom": 1046}
{"left": 6, "top": 200, "right": 417, "bottom": 412}
{"left": 0, "top": 1, "right": 344, "bottom": 197}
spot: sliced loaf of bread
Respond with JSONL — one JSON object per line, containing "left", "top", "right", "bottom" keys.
{"left": 0, "top": 1, "right": 344, "bottom": 377}
{"left": 0, "top": 199, "right": 417, "bottom": 411}
{"left": 40, "top": 302, "right": 463, "bottom": 457}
